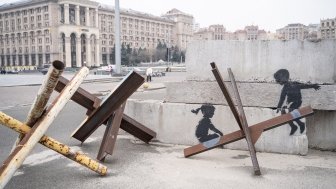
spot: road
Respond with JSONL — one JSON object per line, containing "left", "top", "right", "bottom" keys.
{"left": 0, "top": 72, "right": 336, "bottom": 189}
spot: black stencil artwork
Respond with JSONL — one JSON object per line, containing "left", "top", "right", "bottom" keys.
{"left": 274, "top": 69, "right": 320, "bottom": 135}
{"left": 191, "top": 104, "right": 223, "bottom": 143}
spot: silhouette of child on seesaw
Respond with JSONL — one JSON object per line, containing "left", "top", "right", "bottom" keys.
{"left": 274, "top": 69, "right": 320, "bottom": 135}
{"left": 191, "top": 104, "right": 223, "bottom": 143}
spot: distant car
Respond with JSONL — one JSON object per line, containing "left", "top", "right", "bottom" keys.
{"left": 121, "top": 67, "right": 146, "bottom": 75}
{"left": 39, "top": 64, "right": 51, "bottom": 75}
{"left": 7, "top": 70, "right": 19, "bottom": 74}
{"left": 97, "top": 65, "right": 115, "bottom": 72}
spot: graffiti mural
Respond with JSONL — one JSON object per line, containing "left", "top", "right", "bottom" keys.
{"left": 274, "top": 69, "right": 320, "bottom": 135}
{"left": 191, "top": 104, "right": 223, "bottom": 148}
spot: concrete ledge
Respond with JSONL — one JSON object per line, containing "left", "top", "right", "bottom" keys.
{"left": 307, "top": 110, "right": 336, "bottom": 150}
{"left": 125, "top": 99, "right": 309, "bottom": 155}
{"left": 186, "top": 40, "right": 336, "bottom": 84}
{"left": 165, "top": 81, "right": 336, "bottom": 110}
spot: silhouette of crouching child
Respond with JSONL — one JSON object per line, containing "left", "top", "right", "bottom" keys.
{"left": 274, "top": 69, "right": 320, "bottom": 135}
{"left": 191, "top": 104, "right": 223, "bottom": 143}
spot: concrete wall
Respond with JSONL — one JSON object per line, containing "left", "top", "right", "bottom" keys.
{"left": 121, "top": 40, "right": 336, "bottom": 154}
{"left": 125, "top": 100, "right": 308, "bottom": 155}
{"left": 186, "top": 40, "right": 336, "bottom": 84}
{"left": 165, "top": 81, "right": 336, "bottom": 110}
{"left": 307, "top": 111, "right": 336, "bottom": 150}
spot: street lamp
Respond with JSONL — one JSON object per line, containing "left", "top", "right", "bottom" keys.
{"left": 166, "top": 33, "right": 170, "bottom": 66}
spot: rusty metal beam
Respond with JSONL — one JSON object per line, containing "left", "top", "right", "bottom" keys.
{"left": 97, "top": 103, "right": 125, "bottom": 161}
{"left": 55, "top": 75, "right": 156, "bottom": 143}
{"left": 184, "top": 106, "right": 314, "bottom": 158}
{"left": 72, "top": 71, "right": 145, "bottom": 143}
{"left": 210, "top": 62, "right": 243, "bottom": 130}
{"left": 0, "top": 67, "right": 89, "bottom": 187}
{"left": 55, "top": 76, "right": 101, "bottom": 113}
{"left": 0, "top": 112, "right": 107, "bottom": 176}
{"left": 120, "top": 114, "right": 156, "bottom": 143}
{"left": 227, "top": 68, "right": 261, "bottom": 175}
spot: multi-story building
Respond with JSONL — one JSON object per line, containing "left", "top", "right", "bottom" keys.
{"left": 162, "top": 9, "right": 193, "bottom": 50}
{"left": 193, "top": 28, "right": 213, "bottom": 41}
{"left": 320, "top": 18, "right": 336, "bottom": 39}
{"left": 307, "top": 24, "right": 320, "bottom": 40}
{"left": 98, "top": 5, "right": 177, "bottom": 65}
{"left": 0, "top": 0, "right": 193, "bottom": 69}
{"left": 193, "top": 24, "right": 268, "bottom": 41}
{"left": 193, "top": 25, "right": 229, "bottom": 41}
{"left": 276, "top": 23, "right": 308, "bottom": 40}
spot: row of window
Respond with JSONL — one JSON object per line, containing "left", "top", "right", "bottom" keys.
{"left": 321, "top": 21, "right": 335, "bottom": 27}
{"left": 0, "top": 45, "right": 51, "bottom": 54}
{"left": 101, "top": 42, "right": 155, "bottom": 52}
{"left": 321, "top": 29, "right": 335, "bottom": 33}
{"left": 0, "top": 22, "right": 50, "bottom": 33}
{"left": 100, "top": 30, "right": 171, "bottom": 39}
{"left": 100, "top": 14, "right": 172, "bottom": 28}
{"left": 0, "top": 14, "right": 49, "bottom": 26}
{"left": 0, "top": 37, "right": 51, "bottom": 45}
{"left": 0, "top": 6, "right": 49, "bottom": 19}
{"left": 101, "top": 36, "right": 171, "bottom": 45}
{"left": 0, "top": 54, "right": 51, "bottom": 67}
{"left": 0, "top": 29, "right": 49, "bottom": 38}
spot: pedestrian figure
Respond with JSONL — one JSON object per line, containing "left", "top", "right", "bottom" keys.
{"left": 274, "top": 69, "right": 320, "bottom": 135}
{"left": 146, "top": 67, "right": 153, "bottom": 82}
{"left": 191, "top": 104, "right": 223, "bottom": 143}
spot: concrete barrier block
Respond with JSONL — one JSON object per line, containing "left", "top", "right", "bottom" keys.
{"left": 125, "top": 100, "right": 309, "bottom": 155}
{"left": 165, "top": 81, "right": 336, "bottom": 110}
{"left": 307, "top": 110, "right": 336, "bottom": 150}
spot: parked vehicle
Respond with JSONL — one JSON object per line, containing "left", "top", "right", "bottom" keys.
{"left": 97, "top": 65, "right": 115, "bottom": 72}
{"left": 38, "top": 64, "right": 51, "bottom": 75}
{"left": 7, "top": 70, "right": 19, "bottom": 74}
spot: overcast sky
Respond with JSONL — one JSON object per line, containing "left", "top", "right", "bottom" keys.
{"left": 2, "top": 0, "right": 336, "bottom": 32}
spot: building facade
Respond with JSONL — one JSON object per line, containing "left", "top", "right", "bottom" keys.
{"left": 193, "top": 25, "right": 229, "bottom": 41}
{"left": 0, "top": 0, "right": 193, "bottom": 69}
{"left": 193, "top": 24, "right": 268, "bottom": 41}
{"left": 162, "top": 9, "right": 193, "bottom": 50}
{"left": 320, "top": 18, "right": 336, "bottom": 39}
{"left": 276, "top": 23, "right": 309, "bottom": 40}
